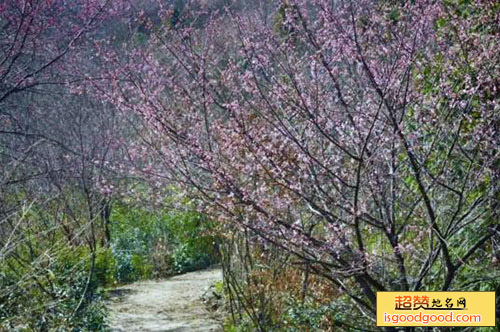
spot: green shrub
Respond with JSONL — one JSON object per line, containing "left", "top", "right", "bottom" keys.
{"left": 131, "top": 253, "right": 153, "bottom": 279}
{"left": 172, "top": 242, "right": 212, "bottom": 273}
{"left": 283, "top": 299, "right": 333, "bottom": 331}
{"left": 113, "top": 250, "right": 137, "bottom": 282}
{"left": 109, "top": 202, "right": 219, "bottom": 280}
{"left": 166, "top": 211, "right": 219, "bottom": 273}
{"left": 94, "top": 247, "right": 117, "bottom": 287}
{"left": 110, "top": 203, "right": 169, "bottom": 282}
{"left": 282, "top": 297, "right": 369, "bottom": 331}
{"left": 0, "top": 245, "right": 109, "bottom": 331}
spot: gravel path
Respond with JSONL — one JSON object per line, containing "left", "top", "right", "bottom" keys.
{"left": 107, "top": 268, "right": 223, "bottom": 332}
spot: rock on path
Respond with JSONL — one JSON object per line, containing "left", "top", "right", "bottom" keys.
{"left": 107, "top": 268, "right": 223, "bottom": 332}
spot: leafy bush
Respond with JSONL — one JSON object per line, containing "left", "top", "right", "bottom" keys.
{"left": 0, "top": 245, "right": 110, "bottom": 331}
{"left": 112, "top": 250, "right": 154, "bottom": 283}
{"left": 109, "top": 202, "right": 219, "bottom": 281}
{"left": 172, "top": 243, "right": 213, "bottom": 273}
{"left": 94, "top": 247, "right": 117, "bottom": 287}
{"left": 283, "top": 299, "right": 332, "bottom": 331}
{"left": 282, "top": 298, "right": 354, "bottom": 331}
{"left": 166, "top": 212, "right": 219, "bottom": 273}
{"left": 110, "top": 203, "right": 168, "bottom": 282}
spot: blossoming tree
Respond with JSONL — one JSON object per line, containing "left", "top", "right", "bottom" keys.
{"left": 99, "top": 0, "right": 499, "bottom": 323}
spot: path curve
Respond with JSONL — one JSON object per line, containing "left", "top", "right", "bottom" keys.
{"left": 107, "top": 268, "right": 223, "bottom": 332}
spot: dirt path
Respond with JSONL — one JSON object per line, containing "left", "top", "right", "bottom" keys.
{"left": 106, "top": 268, "right": 223, "bottom": 332}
